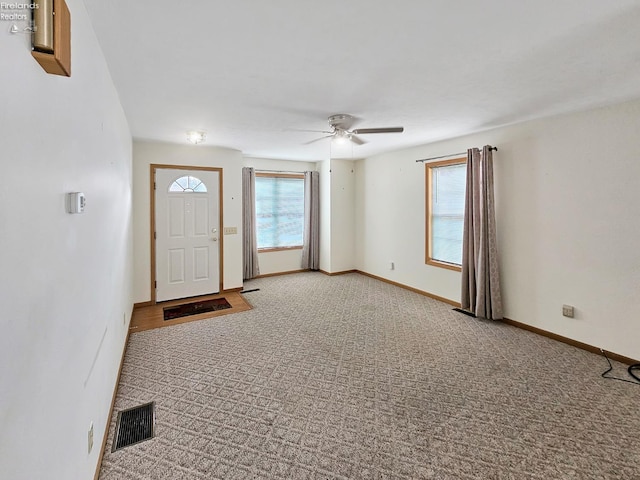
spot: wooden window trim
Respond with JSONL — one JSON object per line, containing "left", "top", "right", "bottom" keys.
{"left": 426, "top": 258, "right": 463, "bottom": 272}
{"left": 258, "top": 246, "right": 304, "bottom": 253}
{"left": 425, "top": 157, "right": 466, "bottom": 272}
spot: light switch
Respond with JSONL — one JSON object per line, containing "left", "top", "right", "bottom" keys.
{"left": 223, "top": 226, "right": 238, "bottom": 235}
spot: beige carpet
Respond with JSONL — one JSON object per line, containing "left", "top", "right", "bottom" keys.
{"left": 99, "top": 272, "right": 640, "bottom": 479}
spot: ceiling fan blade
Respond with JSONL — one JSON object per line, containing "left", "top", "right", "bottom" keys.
{"left": 303, "top": 135, "right": 333, "bottom": 145}
{"left": 349, "top": 134, "right": 366, "bottom": 145}
{"left": 351, "top": 127, "right": 404, "bottom": 134}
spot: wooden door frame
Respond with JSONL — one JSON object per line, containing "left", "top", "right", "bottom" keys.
{"left": 150, "top": 164, "right": 224, "bottom": 305}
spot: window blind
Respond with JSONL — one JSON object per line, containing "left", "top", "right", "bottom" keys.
{"left": 255, "top": 176, "right": 304, "bottom": 248}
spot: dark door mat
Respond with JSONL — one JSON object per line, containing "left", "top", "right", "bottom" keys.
{"left": 112, "top": 402, "right": 155, "bottom": 452}
{"left": 163, "top": 297, "right": 232, "bottom": 321}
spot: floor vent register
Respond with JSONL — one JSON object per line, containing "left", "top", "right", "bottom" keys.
{"left": 112, "top": 402, "right": 156, "bottom": 452}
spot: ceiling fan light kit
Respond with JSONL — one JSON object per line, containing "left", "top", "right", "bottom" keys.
{"left": 333, "top": 130, "right": 351, "bottom": 145}
{"left": 303, "top": 114, "right": 404, "bottom": 146}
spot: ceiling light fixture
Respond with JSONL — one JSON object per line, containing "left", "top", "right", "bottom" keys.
{"left": 332, "top": 130, "right": 350, "bottom": 145}
{"left": 186, "top": 130, "right": 206, "bottom": 145}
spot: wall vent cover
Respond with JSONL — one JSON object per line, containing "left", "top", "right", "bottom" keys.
{"left": 112, "top": 401, "right": 156, "bottom": 452}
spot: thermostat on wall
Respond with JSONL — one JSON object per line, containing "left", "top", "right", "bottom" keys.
{"left": 67, "top": 192, "right": 86, "bottom": 214}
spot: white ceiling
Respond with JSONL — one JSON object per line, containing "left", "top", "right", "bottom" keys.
{"left": 83, "top": 0, "right": 640, "bottom": 161}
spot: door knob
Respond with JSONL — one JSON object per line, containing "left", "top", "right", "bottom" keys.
{"left": 211, "top": 237, "right": 218, "bottom": 242}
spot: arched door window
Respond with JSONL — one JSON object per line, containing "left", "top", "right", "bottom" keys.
{"left": 168, "top": 175, "right": 208, "bottom": 193}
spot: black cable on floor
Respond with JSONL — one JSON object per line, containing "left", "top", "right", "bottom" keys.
{"left": 600, "top": 349, "right": 640, "bottom": 385}
{"left": 239, "top": 288, "right": 260, "bottom": 294}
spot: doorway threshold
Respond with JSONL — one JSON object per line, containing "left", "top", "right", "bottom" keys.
{"left": 130, "top": 292, "right": 252, "bottom": 333}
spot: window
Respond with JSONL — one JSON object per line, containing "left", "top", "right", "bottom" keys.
{"left": 255, "top": 173, "right": 304, "bottom": 250}
{"left": 425, "top": 158, "right": 466, "bottom": 270}
{"left": 168, "top": 175, "right": 207, "bottom": 193}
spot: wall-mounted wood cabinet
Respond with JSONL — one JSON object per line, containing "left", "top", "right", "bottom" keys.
{"left": 31, "top": 0, "right": 71, "bottom": 77}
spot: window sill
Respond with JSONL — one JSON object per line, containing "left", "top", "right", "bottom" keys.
{"left": 426, "top": 259, "right": 462, "bottom": 272}
{"left": 258, "top": 246, "right": 303, "bottom": 253}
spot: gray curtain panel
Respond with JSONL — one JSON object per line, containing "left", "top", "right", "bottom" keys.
{"left": 461, "top": 146, "right": 503, "bottom": 319}
{"left": 301, "top": 171, "right": 320, "bottom": 270}
{"left": 242, "top": 167, "right": 260, "bottom": 279}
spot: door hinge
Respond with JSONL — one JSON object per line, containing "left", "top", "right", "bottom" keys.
{"left": 154, "top": 181, "right": 156, "bottom": 190}
{"left": 154, "top": 231, "right": 156, "bottom": 240}
{"left": 154, "top": 281, "right": 157, "bottom": 289}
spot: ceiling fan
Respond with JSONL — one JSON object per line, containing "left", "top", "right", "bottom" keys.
{"left": 298, "top": 114, "right": 404, "bottom": 145}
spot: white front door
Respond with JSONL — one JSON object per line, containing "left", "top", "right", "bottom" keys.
{"left": 155, "top": 168, "right": 220, "bottom": 302}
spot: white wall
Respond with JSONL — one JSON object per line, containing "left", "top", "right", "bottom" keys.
{"left": 356, "top": 153, "right": 460, "bottom": 294}
{"left": 133, "top": 141, "right": 244, "bottom": 302}
{"left": 329, "top": 159, "right": 356, "bottom": 272}
{"left": 243, "top": 157, "right": 315, "bottom": 275}
{"left": 0, "top": 1, "right": 133, "bottom": 478}
{"left": 317, "top": 158, "right": 357, "bottom": 274}
{"left": 356, "top": 99, "right": 640, "bottom": 360}
{"left": 241, "top": 157, "right": 354, "bottom": 276}
{"left": 319, "top": 159, "right": 332, "bottom": 272}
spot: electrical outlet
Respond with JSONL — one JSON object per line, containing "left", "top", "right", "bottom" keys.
{"left": 562, "top": 304, "right": 575, "bottom": 318}
{"left": 88, "top": 422, "right": 94, "bottom": 454}
{"left": 223, "top": 226, "right": 237, "bottom": 235}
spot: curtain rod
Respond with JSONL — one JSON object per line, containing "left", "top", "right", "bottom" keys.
{"left": 415, "top": 146, "right": 498, "bottom": 163}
